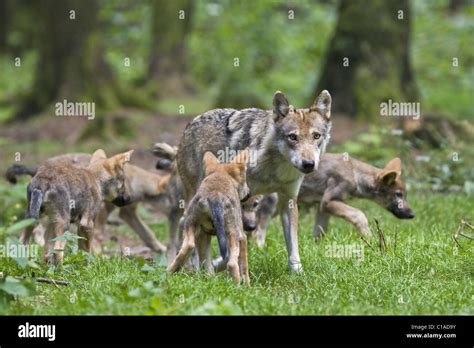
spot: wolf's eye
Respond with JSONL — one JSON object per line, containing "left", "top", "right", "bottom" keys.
{"left": 395, "top": 191, "right": 403, "bottom": 198}
{"left": 313, "top": 132, "right": 321, "bottom": 140}
{"left": 253, "top": 201, "right": 259, "bottom": 208}
{"left": 288, "top": 134, "right": 297, "bottom": 141}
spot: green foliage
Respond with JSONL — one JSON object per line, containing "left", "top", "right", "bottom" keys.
{"left": 412, "top": 0, "right": 474, "bottom": 119}
{"left": 333, "top": 125, "right": 474, "bottom": 193}
{"left": 99, "top": 0, "right": 152, "bottom": 86}
{"left": 5, "top": 218, "right": 35, "bottom": 234}
{"left": 0, "top": 276, "right": 36, "bottom": 313}
{"left": 0, "top": 182, "right": 28, "bottom": 226}
{"left": 0, "top": 0, "right": 472, "bottom": 120}
{"left": 188, "top": 0, "right": 336, "bottom": 107}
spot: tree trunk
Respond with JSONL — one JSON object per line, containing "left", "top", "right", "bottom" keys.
{"left": 147, "top": 0, "right": 194, "bottom": 96}
{"left": 448, "top": 0, "right": 466, "bottom": 14}
{"left": 15, "top": 0, "right": 120, "bottom": 120}
{"left": 315, "top": 0, "right": 419, "bottom": 119}
{"left": 0, "top": 0, "right": 9, "bottom": 52}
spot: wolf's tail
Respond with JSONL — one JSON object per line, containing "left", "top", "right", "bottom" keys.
{"left": 152, "top": 142, "right": 178, "bottom": 171}
{"left": 27, "top": 187, "right": 44, "bottom": 219}
{"left": 209, "top": 199, "right": 227, "bottom": 259}
{"left": 152, "top": 142, "right": 177, "bottom": 161}
{"left": 5, "top": 164, "right": 38, "bottom": 184}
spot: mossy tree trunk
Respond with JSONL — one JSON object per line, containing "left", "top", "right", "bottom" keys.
{"left": 0, "top": 0, "right": 9, "bottom": 52}
{"left": 147, "top": 0, "right": 194, "bottom": 97}
{"left": 15, "top": 0, "right": 121, "bottom": 121}
{"left": 315, "top": 0, "right": 419, "bottom": 119}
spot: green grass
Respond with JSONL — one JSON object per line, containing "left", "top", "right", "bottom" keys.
{"left": 0, "top": 191, "right": 472, "bottom": 315}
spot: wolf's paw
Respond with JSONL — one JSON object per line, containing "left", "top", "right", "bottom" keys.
{"left": 359, "top": 227, "right": 371, "bottom": 237}
{"left": 288, "top": 260, "right": 303, "bottom": 273}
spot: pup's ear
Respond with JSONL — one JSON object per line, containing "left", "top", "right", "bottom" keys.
{"left": 203, "top": 151, "right": 220, "bottom": 176}
{"left": 227, "top": 148, "right": 249, "bottom": 181}
{"left": 385, "top": 157, "right": 402, "bottom": 174}
{"left": 90, "top": 149, "right": 107, "bottom": 164}
{"left": 273, "top": 91, "right": 290, "bottom": 120}
{"left": 377, "top": 171, "right": 398, "bottom": 186}
{"left": 232, "top": 148, "right": 249, "bottom": 166}
{"left": 109, "top": 150, "right": 134, "bottom": 170}
{"left": 377, "top": 157, "right": 401, "bottom": 186}
{"left": 311, "top": 90, "right": 331, "bottom": 120}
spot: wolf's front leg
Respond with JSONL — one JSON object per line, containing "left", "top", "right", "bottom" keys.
{"left": 279, "top": 196, "right": 302, "bottom": 272}
{"left": 314, "top": 210, "right": 330, "bottom": 240}
{"left": 322, "top": 200, "right": 371, "bottom": 237}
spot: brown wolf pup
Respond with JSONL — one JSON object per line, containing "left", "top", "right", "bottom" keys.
{"left": 26, "top": 149, "right": 133, "bottom": 263}
{"left": 168, "top": 149, "right": 251, "bottom": 285}
{"left": 176, "top": 90, "right": 332, "bottom": 272}
{"left": 8, "top": 153, "right": 169, "bottom": 254}
{"left": 253, "top": 154, "right": 415, "bottom": 246}
{"left": 152, "top": 142, "right": 262, "bottom": 265}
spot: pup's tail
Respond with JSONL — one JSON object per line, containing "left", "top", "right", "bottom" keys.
{"left": 152, "top": 142, "right": 177, "bottom": 161}
{"left": 5, "top": 164, "right": 38, "bottom": 184}
{"left": 152, "top": 143, "right": 178, "bottom": 171}
{"left": 209, "top": 199, "right": 227, "bottom": 259}
{"left": 27, "top": 186, "right": 44, "bottom": 219}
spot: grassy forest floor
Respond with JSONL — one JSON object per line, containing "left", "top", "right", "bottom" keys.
{"left": 0, "top": 191, "right": 472, "bottom": 315}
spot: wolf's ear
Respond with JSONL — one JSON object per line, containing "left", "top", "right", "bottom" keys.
{"left": 377, "top": 171, "right": 398, "bottom": 186}
{"left": 109, "top": 150, "right": 134, "bottom": 170}
{"left": 385, "top": 157, "right": 402, "bottom": 174}
{"left": 311, "top": 90, "right": 331, "bottom": 120}
{"left": 227, "top": 149, "right": 249, "bottom": 182}
{"left": 273, "top": 91, "right": 290, "bottom": 120}
{"left": 232, "top": 148, "right": 249, "bottom": 174}
{"left": 377, "top": 157, "right": 401, "bottom": 186}
{"left": 90, "top": 149, "right": 107, "bottom": 164}
{"left": 232, "top": 148, "right": 249, "bottom": 166}
{"left": 203, "top": 151, "right": 220, "bottom": 176}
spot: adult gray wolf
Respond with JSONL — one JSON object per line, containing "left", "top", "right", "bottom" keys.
{"left": 176, "top": 90, "right": 332, "bottom": 271}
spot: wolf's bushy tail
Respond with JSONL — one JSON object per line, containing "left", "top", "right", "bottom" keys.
{"left": 209, "top": 199, "right": 227, "bottom": 259}
{"left": 5, "top": 164, "right": 38, "bottom": 184}
{"left": 152, "top": 143, "right": 178, "bottom": 171}
{"left": 152, "top": 142, "right": 177, "bottom": 161}
{"left": 27, "top": 187, "right": 44, "bottom": 219}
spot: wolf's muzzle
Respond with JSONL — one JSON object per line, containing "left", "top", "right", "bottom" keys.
{"left": 301, "top": 160, "right": 315, "bottom": 173}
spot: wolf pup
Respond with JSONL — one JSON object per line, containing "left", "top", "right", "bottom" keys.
{"left": 168, "top": 149, "right": 251, "bottom": 285}
{"left": 8, "top": 153, "right": 168, "bottom": 253}
{"left": 176, "top": 90, "right": 332, "bottom": 272}
{"left": 26, "top": 149, "right": 133, "bottom": 263}
{"left": 254, "top": 154, "right": 415, "bottom": 245}
{"left": 153, "top": 142, "right": 262, "bottom": 265}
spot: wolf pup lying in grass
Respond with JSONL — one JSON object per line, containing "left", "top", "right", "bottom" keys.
{"left": 168, "top": 149, "right": 251, "bottom": 285}
{"left": 26, "top": 149, "right": 133, "bottom": 264}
